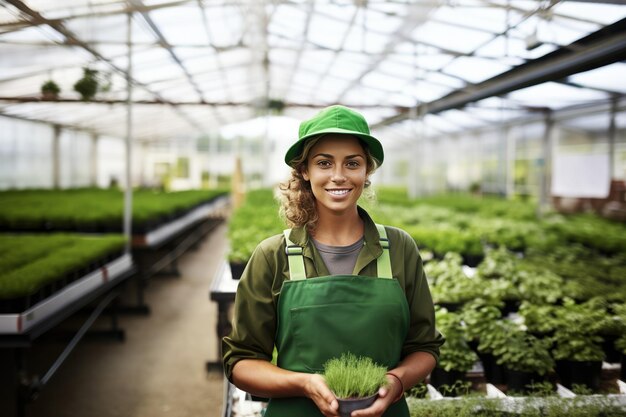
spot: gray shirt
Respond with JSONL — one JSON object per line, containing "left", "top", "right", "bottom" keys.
{"left": 312, "top": 236, "right": 364, "bottom": 276}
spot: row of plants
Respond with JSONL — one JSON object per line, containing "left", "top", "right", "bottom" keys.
{"left": 227, "top": 188, "right": 283, "bottom": 278}
{"left": 405, "top": 394, "right": 626, "bottom": 417}
{"left": 372, "top": 188, "right": 626, "bottom": 258}
{"left": 432, "top": 295, "right": 626, "bottom": 394}
{"left": 0, "top": 188, "right": 228, "bottom": 233}
{"left": 426, "top": 246, "right": 626, "bottom": 306}
{"left": 0, "top": 233, "right": 126, "bottom": 313}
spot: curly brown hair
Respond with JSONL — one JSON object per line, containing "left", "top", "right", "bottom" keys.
{"left": 279, "top": 135, "right": 379, "bottom": 231}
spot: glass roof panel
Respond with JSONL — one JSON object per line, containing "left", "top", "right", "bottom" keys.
{"left": 410, "top": 21, "right": 495, "bottom": 55}
{"left": 444, "top": 56, "right": 512, "bottom": 84}
{"left": 149, "top": 5, "right": 210, "bottom": 46}
{"left": 431, "top": 5, "right": 508, "bottom": 34}
{"left": 508, "top": 82, "right": 608, "bottom": 109}
{"left": 551, "top": 2, "right": 626, "bottom": 25}
{"left": 569, "top": 63, "right": 626, "bottom": 95}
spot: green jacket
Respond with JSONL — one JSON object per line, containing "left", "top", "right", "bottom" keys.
{"left": 222, "top": 207, "right": 444, "bottom": 381}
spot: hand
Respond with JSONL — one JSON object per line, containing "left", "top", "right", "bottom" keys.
{"left": 351, "top": 374, "right": 402, "bottom": 417}
{"left": 303, "top": 373, "right": 340, "bottom": 417}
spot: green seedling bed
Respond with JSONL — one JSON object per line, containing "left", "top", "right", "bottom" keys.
{"left": 0, "top": 188, "right": 228, "bottom": 233}
{"left": 0, "top": 233, "right": 126, "bottom": 313}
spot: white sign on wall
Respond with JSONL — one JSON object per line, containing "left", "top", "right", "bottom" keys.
{"left": 552, "top": 154, "right": 610, "bottom": 198}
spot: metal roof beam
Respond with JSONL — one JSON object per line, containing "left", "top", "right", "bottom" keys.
{"left": 5, "top": 0, "right": 208, "bottom": 136}
{"left": 374, "top": 17, "right": 626, "bottom": 127}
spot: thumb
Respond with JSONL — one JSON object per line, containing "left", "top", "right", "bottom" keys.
{"left": 378, "top": 386, "right": 389, "bottom": 398}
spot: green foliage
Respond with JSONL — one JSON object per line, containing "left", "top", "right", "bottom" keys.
{"left": 41, "top": 80, "right": 60, "bottom": 96}
{"left": 0, "top": 188, "right": 228, "bottom": 232}
{"left": 227, "top": 189, "right": 283, "bottom": 263}
{"left": 460, "top": 298, "right": 503, "bottom": 345}
{"left": 73, "top": 67, "right": 99, "bottom": 100}
{"left": 0, "top": 233, "right": 126, "bottom": 298}
{"left": 406, "top": 395, "right": 626, "bottom": 417}
{"left": 426, "top": 253, "right": 481, "bottom": 304}
{"left": 492, "top": 325, "right": 554, "bottom": 375}
{"left": 322, "top": 353, "right": 388, "bottom": 399}
{"left": 435, "top": 307, "right": 478, "bottom": 372}
{"left": 550, "top": 298, "right": 606, "bottom": 362}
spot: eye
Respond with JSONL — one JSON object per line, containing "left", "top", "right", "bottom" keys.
{"left": 316, "top": 160, "right": 332, "bottom": 168}
{"left": 346, "top": 160, "right": 360, "bottom": 168}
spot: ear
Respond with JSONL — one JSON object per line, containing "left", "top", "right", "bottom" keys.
{"left": 302, "top": 168, "right": 310, "bottom": 181}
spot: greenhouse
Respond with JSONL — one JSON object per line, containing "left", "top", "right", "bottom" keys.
{"left": 1, "top": 0, "right": 625, "bottom": 416}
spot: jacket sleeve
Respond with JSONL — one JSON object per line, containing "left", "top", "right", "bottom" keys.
{"left": 397, "top": 229, "right": 445, "bottom": 362}
{"left": 222, "top": 240, "right": 278, "bottom": 382}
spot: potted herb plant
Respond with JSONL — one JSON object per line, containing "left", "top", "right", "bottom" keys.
{"left": 323, "top": 353, "right": 388, "bottom": 417}
{"left": 491, "top": 325, "right": 554, "bottom": 394}
{"left": 460, "top": 298, "right": 506, "bottom": 384}
{"left": 551, "top": 298, "right": 605, "bottom": 391}
{"left": 425, "top": 252, "right": 479, "bottom": 310}
{"left": 430, "top": 308, "right": 478, "bottom": 395}
{"left": 41, "top": 80, "right": 60, "bottom": 99}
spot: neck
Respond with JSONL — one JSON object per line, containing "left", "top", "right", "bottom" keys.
{"left": 312, "top": 205, "right": 363, "bottom": 246}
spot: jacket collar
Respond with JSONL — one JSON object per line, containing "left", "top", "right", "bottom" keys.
{"left": 287, "top": 206, "right": 383, "bottom": 276}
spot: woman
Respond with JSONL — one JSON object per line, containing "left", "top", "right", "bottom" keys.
{"left": 222, "top": 105, "right": 444, "bottom": 417}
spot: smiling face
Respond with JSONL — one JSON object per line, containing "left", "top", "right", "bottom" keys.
{"left": 302, "top": 134, "right": 368, "bottom": 217}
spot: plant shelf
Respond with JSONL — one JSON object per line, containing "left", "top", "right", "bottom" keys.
{"left": 0, "top": 253, "right": 133, "bottom": 335}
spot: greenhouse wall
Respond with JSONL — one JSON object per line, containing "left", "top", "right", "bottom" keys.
{"left": 0, "top": 115, "right": 131, "bottom": 190}
{"left": 385, "top": 106, "right": 626, "bottom": 199}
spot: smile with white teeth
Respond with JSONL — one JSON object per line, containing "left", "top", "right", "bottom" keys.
{"left": 326, "top": 189, "right": 351, "bottom": 196}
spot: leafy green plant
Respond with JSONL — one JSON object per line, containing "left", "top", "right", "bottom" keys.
{"left": 460, "top": 298, "right": 503, "bottom": 348}
{"left": 492, "top": 326, "right": 554, "bottom": 375}
{"left": 74, "top": 67, "right": 99, "bottom": 100}
{"left": 550, "top": 298, "right": 606, "bottom": 362}
{"left": 436, "top": 307, "right": 478, "bottom": 372}
{"left": 426, "top": 252, "right": 480, "bottom": 305}
{"left": 323, "top": 353, "right": 388, "bottom": 399}
{"left": 41, "top": 80, "right": 60, "bottom": 98}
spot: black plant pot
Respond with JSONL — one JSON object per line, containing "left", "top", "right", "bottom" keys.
{"left": 501, "top": 299, "right": 521, "bottom": 316}
{"left": 436, "top": 302, "right": 462, "bottom": 312}
{"left": 555, "top": 360, "right": 602, "bottom": 391}
{"left": 429, "top": 367, "right": 466, "bottom": 396}
{"left": 337, "top": 393, "right": 377, "bottom": 417}
{"left": 229, "top": 261, "right": 247, "bottom": 280}
{"left": 479, "top": 353, "right": 506, "bottom": 385}
{"left": 462, "top": 254, "right": 483, "bottom": 268}
{"left": 505, "top": 368, "right": 542, "bottom": 394}
{"left": 602, "top": 335, "right": 622, "bottom": 364}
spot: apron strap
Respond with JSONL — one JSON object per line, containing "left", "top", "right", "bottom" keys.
{"left": 283, "top": 229, "right": 306, "bottom": 281}
{"left": 375, "top": 224, "right": 393, "bottom": 279}
{"left": 283, "top": 226, "right": 392, "bottom": 280}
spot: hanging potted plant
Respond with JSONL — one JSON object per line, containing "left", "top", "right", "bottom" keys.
{"left": 73, "top": 67, "right": 99, "bottom": 101}
{"left": 41, "top": 80, "right": 61, "bottom": 100}
{"left": 323, "top": 353, "right": 388, "bottom": 417}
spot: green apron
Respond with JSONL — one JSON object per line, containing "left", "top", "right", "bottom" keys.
{"left": 264, "top": 225, "right": 411, "bottom": 417}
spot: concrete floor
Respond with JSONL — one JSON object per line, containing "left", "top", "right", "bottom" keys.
{"left": 0, "top": 222, "right": 229, "bottom": 417}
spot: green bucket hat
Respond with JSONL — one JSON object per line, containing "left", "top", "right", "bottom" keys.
{"left": 284, "top": 105, "right": 384, "bottom": 167}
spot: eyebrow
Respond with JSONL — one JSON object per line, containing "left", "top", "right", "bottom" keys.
{"left": 312, "top": 153, "right": 365, "bottom": 159}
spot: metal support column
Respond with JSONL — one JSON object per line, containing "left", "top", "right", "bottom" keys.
{"left": 52, "top": 125, "right": 61, "bottom": 189}
{"left": 124, "top": 11, "right": 134, "bottom": 254}
{"left": 608, "top": 95, "right": 618, "bottom": 180}
{"left": 538, "top": 110, "right": 554, "bottom": 216}
{"left": 90, "top": 132, "right": 99, "bottom": 187}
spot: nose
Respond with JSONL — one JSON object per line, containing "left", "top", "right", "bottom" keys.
{"left": 331, "top": 166, "right": 346, "bottom": 183}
